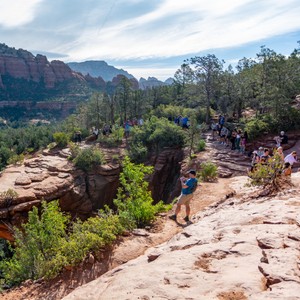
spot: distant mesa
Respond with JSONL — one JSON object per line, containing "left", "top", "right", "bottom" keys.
{"left": 67, "top": 61, "right": 174, "bottom": 89}
{"left": 139, "top": 76, "right": 174, "bottom": 90}
{"left": 67, "top": 60, "right": 135, "bottom": 82}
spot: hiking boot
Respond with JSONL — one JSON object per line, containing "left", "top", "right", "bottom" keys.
{"left": 183, "top": 216, "right": 190, "bottom": 222}
{"left": 169, "top": 214, "right": 177, "bottom": 221}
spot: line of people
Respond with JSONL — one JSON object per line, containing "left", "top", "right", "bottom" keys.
{"left": 211, "top": 123, "right": 249, "bottom": 155}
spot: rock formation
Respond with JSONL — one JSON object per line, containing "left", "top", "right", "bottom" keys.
{"left": 63, "top": 174, "right": 300, "bottom": 300}
{"left": 0, "top": 148, "right": 120, "bottom": 241}
{"left": 0, "top": 146, "right": 184, "bottom": 241}
{"left": 0, "top": 44, "right": 83, "bottom": 89}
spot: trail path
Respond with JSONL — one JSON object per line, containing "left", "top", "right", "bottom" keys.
{"left": 3, "top": 131, "right": 297, "bottom": 300}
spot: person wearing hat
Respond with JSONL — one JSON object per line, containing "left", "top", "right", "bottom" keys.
{"left": 257, "top": 147, "right": 264, "bottom": 158}
{"left": 169, "top": 170, "right": 198, "bottom": 222}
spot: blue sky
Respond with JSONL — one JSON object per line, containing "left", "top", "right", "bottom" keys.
{"left": 0, "top": 0, "right": 299, "bottom": 80}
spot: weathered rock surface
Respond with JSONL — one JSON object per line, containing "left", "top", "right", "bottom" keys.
{"left": 0, "top": 146, "right": 184, "bottom": 241}
{"left": 0, "top": 149, "right": 121, "bottom": 240}
{"left": 64, "top": 174, "right": 300, "bottom": 300}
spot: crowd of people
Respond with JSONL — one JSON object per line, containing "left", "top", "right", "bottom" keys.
{"left": 211, "top": 115, "right": 298, "bottom": 176}
{"left": 211, "top": 115, "right": 249, "bottom": 154}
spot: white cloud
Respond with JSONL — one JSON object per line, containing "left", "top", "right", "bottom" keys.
{"left": 56, "top": 0, "right": 300, "bottom": 62}
{"left": 0, "top": 0, "right": 43, "bottom": 28}
{"left": 1, "top": 0, "right": 300, "bottom": 79}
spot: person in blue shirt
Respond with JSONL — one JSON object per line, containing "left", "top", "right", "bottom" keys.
{"left": 169, "top": 170, "right": 198, "bottom": 222}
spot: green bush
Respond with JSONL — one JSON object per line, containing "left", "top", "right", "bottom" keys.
{"left": 7, "top": 154, "right": 24, "bottom": 165}
{"left": 197, "top": 139, "right": 206, "bottom": 152}
{"left": 53, "top": 132, "right": 70, "bottom": 147}
{"left": 248, "top": 154, "right": 283, "bottom": 187}
{"left": 114, "top": 156, "right": 171, "bottom": 228}
{"left": 0, "top": 201, "right": 69, "bottom": 285}
{"left": 128, "top": 142, "right": 148, "bottom": 163}
{"left": 74, "top": 147, "right": 106, "bottom": 171}
{"left": 130, "top": 117, "right": 186, "bottom": 158}
{"left": 0, "top": 189, "right": 18, "bottom": 206}
{"left": 68, "top": 141, "right": 80, "bottom": 159}
{"left": 0, "top": 201, "right": 124, "bottom": 286}
{"left": 98, "top": 127, "right": 124, "bottom": 148}
{"left": 200, "top": 161, "right": 218, "bottom": 181}
{"left": 61, "top": 209, "right": 124, "bottom": 266}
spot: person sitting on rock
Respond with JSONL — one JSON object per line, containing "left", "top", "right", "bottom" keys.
{"left": 260, "top": 148, "right": 270, "bottom": 164}
{"left": 257, "top": 146, "right": 264, "bottom": 158}
{"left": 250, "top": 150, "right": 260, "bottom": 172}
{"left": 92, "top": 127, "right": 99, "bottom": 139}
{"left": 280, "top": 131, "right": 288, "bottom": 145}
{"left": 284, "top": 151, "right": 298, "bottom": 166}
{"left": 275, "top": 146, "right": 284, "bottom": 162}
{"left": 282, "top": 162, "right": 292, "bottom": 176}
{"left": 169, "top": 170, "right": 198, "bottom": 223}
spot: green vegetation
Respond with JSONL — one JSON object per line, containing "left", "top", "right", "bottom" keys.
{"left": 114, "top": 156, "right": 171, "bottom": 228}
{"left": 98, "top": 127, "right": 124, "bottom": 148}
{"left": 248, "top": 154, "right": 284, "bottom": 188}
{"left": 0, "top": 125, "right": 57, "bottom": 170}
{"left": 128, "top": 117, "right": 185, "bottom": 162}
{"left": 73, "top": 147, "right": 106, "bottom": 171}
{"left": 197, "top": 139, "right": 206, "bottom": 152}
{"left": 53, "top": 132, "right": 70, "bottom": 147}
{"left": 199, "top": 162, "right": 218, "bottom": 182}
{"left": 0, "top": 158, "right": 170, "bottom": 287}
{"left": 0, "top": 189, "right": 18, "bottom": 206}
{"left": 0, "top": 201, "right": 124, "bottom": 286}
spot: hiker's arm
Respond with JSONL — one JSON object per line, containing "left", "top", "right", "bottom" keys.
{"left": 181, "top": 178, "right": 188, "bottom": 188}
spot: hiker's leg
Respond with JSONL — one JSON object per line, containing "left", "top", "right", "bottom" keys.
{"left": 175, "top": 204, "right": 182, "bottom": 216}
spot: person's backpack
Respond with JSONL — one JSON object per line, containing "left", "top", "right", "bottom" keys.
{"left": 191, "top": 179, "right": 198, "bottom": 193}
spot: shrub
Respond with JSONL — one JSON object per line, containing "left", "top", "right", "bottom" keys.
{"left": 248, "top": 154, "right": 283, "bottom": 188}
{"left": 244, "top": 118, "right": 269, "bottom": 141}
{"left": 0, "top": 201, "right": 69, "bottom": 285}
{"left": 0, "top": 202, "right": 124, "bottom": 287}
{"left": 200, "top": 162, "right": 218, "bottom": 181}
{"left": 68, "top": 141, "right": 80, "bottom": 159}
{"left": 74, "top": 147, "right": 106, "bottom": 171}
{"left": 98, "top": 127, "right": 124, "bottom": 148}
{"left": 130, "top": 117, "right": 186, "bottom": 157}
{"left": 7, "top": 154, "right": 24, "bottom": 165}
{"left": 114, "top": 156, "right": 171, "bottom": 228}
{"left": 61, "top": 209, "right": 124, "bottom": 266}
{"left": 128, "top": 142, "right": 148, "bottom": 163}
{"left": 0, "top": 189, "right": 18, "bottom": 207}
{"left": 197, "top": 139, "right": 206, "bottom": 152}
{"left": 53, "top": 132, "right": 70, "bottom": 148}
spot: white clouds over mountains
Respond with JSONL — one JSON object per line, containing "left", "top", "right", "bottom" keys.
{"left": 0, "top": 0, "right": 299, "bottom": 79}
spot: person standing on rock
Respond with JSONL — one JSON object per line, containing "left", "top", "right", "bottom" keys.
{"left": 169, "top": 170, "right": 198, "bottom": 223}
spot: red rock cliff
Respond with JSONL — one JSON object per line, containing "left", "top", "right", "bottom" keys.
{"left": 0, "top": 44, "right": 85, "bottom": 89}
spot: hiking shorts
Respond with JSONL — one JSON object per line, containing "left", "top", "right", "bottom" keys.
{"left": 177, "top": 193, "right": 193, "bottom": 205}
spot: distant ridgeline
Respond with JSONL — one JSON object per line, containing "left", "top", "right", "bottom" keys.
{"left": 67, "top": 61, "right": 174, "bottom": 89}
{"left": 0, "top": 43, "right": 173, "bottom": 121}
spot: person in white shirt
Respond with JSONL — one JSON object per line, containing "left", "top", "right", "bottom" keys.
{"left": 284, "top": 151, "right": 298, "bottom": 166}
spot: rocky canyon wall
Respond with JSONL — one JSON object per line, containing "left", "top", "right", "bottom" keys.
{"left": 0, "top": 147, "right": 183, "bottom": 241}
